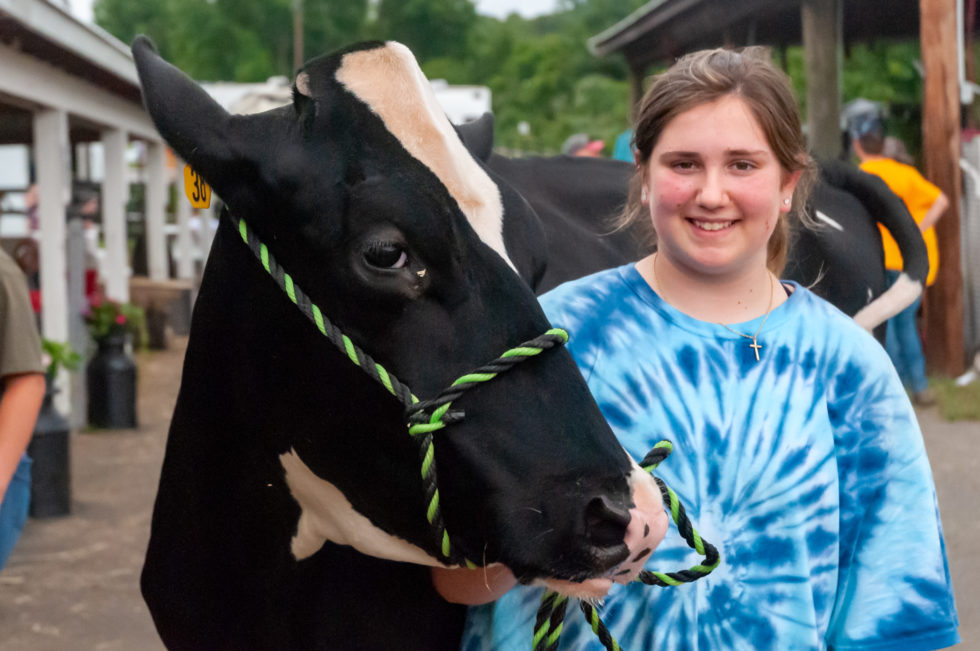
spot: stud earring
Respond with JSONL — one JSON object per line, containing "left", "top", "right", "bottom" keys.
{"left": 641, "top": 188, "right": 648, "bottom": 202}
{"left": 783, "top": 198, "right": 791, "bottom": 205}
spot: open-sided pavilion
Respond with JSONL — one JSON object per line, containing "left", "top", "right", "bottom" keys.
{"left": 0, "top": 0, "right": 197, "bottom": 414}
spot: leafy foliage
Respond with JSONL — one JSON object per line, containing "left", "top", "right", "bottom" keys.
{"left": 40, "top": 339, "right": 82, "bottom": 379}
{"left": 373, "top": 0, "right": 477, "bottom": 61}
{"left": 784, "top": 41, "right": 924, "bottom": 160}
{"left": 97, "top": 0, "right": 928, "bottom": 154}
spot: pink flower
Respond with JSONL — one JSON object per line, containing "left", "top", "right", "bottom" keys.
{"left": 115, "top": 314, "right": 127, "bottom": 325}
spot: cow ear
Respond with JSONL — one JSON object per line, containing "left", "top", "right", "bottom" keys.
{"left": 131, "top": 35, "right": 236, "bottom": 184}
{"left": 292, "top": 71, "right": 314, "bottom": 117}
{"left": 455, "top": 112, "right": 495, "bottom": 163}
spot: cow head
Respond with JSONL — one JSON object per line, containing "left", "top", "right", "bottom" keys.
{"left": 133, "top": 37, "right": 664, "bottom": 600}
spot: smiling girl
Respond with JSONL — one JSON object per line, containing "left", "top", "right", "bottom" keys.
{"left": 452, "top": 47, "right": 959, "bottom": 650}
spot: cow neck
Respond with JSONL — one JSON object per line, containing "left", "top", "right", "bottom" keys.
{"left": 231, "top": 213, "right": 568, "bottom": 567}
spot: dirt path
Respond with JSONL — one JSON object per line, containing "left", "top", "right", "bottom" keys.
{"left": 0, "top": 341, "right": 180, "bottom": 651}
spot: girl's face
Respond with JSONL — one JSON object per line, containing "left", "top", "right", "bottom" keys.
{"left": 640, "top": 95, "right": 800, "bottom": 281}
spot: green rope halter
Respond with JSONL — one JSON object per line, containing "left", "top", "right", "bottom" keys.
{"left": 234, "top": 215, "right": 567, "bottom": 566}
{"left": 233, "top": 214, "right": 720, "bottom": 650}
{"left": 532, "top": 441, "right": 721, "bottom": 651}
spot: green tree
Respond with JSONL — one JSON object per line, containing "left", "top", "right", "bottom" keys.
{"left": 374, "top": 0, "right": 478, "bottom": 61}
{"left": 785, "top": 40, "right": 923, "bottom": 159}
{"left": 95, "top": 0, "right": 369, "bottom": 81}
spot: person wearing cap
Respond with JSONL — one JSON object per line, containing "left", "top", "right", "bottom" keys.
{"left": 561, "top": 133, "right": 605, "bottom": 157}
{"left": 852, "top": 116, "right": 949, "bottom": 406}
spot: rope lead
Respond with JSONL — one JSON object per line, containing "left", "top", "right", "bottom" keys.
{"left": 534, "top": 439, "right": 720, "bottom": 651}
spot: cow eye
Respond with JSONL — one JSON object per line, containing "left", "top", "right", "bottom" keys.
{"left": 364, "top": 241, "right": 407, "bottom": 270}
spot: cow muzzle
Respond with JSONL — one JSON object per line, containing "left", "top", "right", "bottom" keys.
{"left": 542, "top": 464, "right": 667, "bottom": 600}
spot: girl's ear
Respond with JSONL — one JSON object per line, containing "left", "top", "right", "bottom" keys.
{"left": 780, "top": 169, "right": 803, "bottom": 212}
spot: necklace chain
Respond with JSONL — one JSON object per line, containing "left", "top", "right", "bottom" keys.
{"left": 651, "top": 253, "right": 775, "bottom": 362}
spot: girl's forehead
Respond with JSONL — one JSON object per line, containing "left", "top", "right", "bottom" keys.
{"left": 657, "top": 96, "right": 770, "bottom": 150}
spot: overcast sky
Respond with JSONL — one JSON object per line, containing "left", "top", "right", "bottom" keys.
{"left": 67, "top": 0, "right": 561, "bottom": 24}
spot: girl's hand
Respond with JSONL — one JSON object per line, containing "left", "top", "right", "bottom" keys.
{"left": 431, "top": 563, "right": 517, "bottom": 605}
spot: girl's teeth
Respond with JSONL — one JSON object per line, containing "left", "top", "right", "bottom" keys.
{"left": 693, "top": 220, "right": 732, "bottom": 231}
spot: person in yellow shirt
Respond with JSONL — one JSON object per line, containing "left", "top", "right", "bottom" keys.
{"left": 852, "top": 117, "right": 949, "bottom": 406}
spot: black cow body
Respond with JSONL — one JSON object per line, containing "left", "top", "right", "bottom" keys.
{"left": 489, "top": 153, "right": 649, "bottom": 293}
{"left": 134, "top": 39, "right": 668, "bottom": 650}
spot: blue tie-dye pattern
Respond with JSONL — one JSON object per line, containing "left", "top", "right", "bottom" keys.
{"left": 461, "top": 264, "right": 959, "bottom": 651}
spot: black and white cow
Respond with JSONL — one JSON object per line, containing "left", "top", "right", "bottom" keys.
{"left": 456, "top": 114, "right": 928, "bottom": 342}
{"left": 133, "top": 38, "right": 667, "bottom": 650}
{"left": 793, "top": 158, "right": 928, "bottom": 341}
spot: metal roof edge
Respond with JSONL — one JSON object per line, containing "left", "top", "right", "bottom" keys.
{"left": 588, "top": 0, "right": 670, "bottom": 56}
{"left": 0, "top": 0, "right": 139, "bottom": 87}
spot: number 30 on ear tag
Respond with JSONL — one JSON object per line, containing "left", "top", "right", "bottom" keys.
{"left": 184, "top": 165, "right": 211, "bottom": 208}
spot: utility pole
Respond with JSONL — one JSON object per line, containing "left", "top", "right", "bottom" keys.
{"left": 801, "top": 0, "right": 842, "bottom": 159}
{"left": 920, "top": 0, "right": 965, "bottom": 375}
{"left": 292, "top": 0, "right": 304, "bottom": 72}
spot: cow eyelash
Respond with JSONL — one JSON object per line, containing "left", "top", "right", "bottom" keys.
{"left": 363, "top": 241, "right": 408, "bottom": 270}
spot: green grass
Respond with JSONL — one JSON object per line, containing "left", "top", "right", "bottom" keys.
{"left": 930, "top": 377, "right": 980, "bottom": 422}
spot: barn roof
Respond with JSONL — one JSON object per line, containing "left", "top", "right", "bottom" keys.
{"left": 589, "top": 0, "right": 923, "bottom": 69}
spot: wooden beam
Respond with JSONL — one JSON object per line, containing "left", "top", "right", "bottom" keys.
{"left": 145, "top": 142, "right": 168, "bottom": 281}
{"left": 0, "top": 43, "right": 160, "bottom": 142}
{"left": 102, "top": 128, "right": 131, "bottom": 303}
{"left": 921, "top": 0, "right": 966, "bottom": 375}
{"left": 175, "top": 159, "right": 196, "bottom": 281}
{"left": 801, "top": 0, "right": 842, "bottom": 159}
{"left": 33, "top": 107, "right": 71, "bottom": 414}
{"left": 628, "top": 63, "right": 645, "bottom": 122}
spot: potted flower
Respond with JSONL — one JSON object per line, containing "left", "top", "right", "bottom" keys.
{"left": 29, "top": 340, "right": 81, "bottom": 517}
{"left": 83, "top": 289, "right": 143, "bottom": 429}
{"left": 83, "top": 288, "right": 147, "bottom": 347}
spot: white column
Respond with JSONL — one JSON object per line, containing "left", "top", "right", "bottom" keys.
{"left": 102, "top": 128, "right": 130, "bottom": 302}
{"left": 175, "top": 158, "right": 195, "bottom": 280}
{"left": 33, "top": 107, "right": 71, "bottom": 412}
{"left": 145, "top": 141, "right": 168, "bottom": 280}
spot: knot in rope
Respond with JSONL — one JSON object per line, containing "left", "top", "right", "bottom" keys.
{"left": 533, "top": 439, "right": 721, "bottom": 651}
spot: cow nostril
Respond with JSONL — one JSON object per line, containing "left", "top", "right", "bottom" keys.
{"left": 584, "top": 496, "right": 630, "bottom": 547}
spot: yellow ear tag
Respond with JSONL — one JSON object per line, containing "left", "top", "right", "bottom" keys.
{"left": 184, "top": 165, "right": 212, "bottom": 209}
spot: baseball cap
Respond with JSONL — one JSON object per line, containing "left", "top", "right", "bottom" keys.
{"left": 849, "top": 114, "right": 884, "bottom": 140}
{"left": 562, "top": 133, "right": 605, "bottom": 156}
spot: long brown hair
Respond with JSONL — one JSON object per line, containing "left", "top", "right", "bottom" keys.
{"left": 622, "top": 47, "right": 818, "bottom": 275}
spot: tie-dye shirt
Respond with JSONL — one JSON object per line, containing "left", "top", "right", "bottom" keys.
{"left": 463, "top": 264, "right": 959, "bottom": 651}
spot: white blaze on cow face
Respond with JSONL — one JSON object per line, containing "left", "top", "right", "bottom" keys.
{"left": 280, "top": 449, "right": 447, "bottom": 566}
{"left": 335, "top": 42, "right": 516, "bottom": 272}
